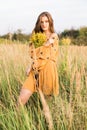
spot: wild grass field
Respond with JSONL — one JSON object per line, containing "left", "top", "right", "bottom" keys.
{"left": 0, "top": 43, "right": 87, "bottom": 130}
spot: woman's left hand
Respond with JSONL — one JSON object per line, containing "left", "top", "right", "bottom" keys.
{"left": 26, "top": 66, "right": 31, "bottom": 76}
{"left": 44, "top": 38, "right": 54, "bottom": 46}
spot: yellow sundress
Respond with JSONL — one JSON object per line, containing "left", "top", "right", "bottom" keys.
{"left": 23, "top": 34, "right": 59, "bottom": 96}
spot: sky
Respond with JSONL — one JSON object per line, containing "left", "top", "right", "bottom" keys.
{"left": 0, "top": 0, "right": 87, "bottom": 35}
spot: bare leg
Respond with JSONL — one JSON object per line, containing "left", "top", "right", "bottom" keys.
{"left": 18, "top": 88, "right": 33, "bottom": 106}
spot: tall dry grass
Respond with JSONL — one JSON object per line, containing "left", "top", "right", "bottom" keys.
{"left": 0, "top": 43, "right": 87, "bottom": 130}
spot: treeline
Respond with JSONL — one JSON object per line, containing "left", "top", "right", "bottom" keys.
{"left": 0, "top": 29, "right": 31, "bottom": 43}
{"left": 0, "top": 27, "right": 87, "bottom": 45}
{"left": 59, "top": 26, "right": 87, "bottom": 46}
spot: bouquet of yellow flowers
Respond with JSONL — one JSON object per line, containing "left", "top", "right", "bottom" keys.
{"left": 30, "top": 32, "right": 47, "bottom": 48}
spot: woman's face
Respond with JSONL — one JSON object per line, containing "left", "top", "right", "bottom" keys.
{"left": 40, "top": 16, "right": 50, "bottom": 32}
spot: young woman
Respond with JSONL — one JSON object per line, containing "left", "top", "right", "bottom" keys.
{"left": 18, "top": 11, "right": 59, "bottom": 105}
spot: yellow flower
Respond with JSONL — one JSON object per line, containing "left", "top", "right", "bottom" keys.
{"left": 61, "top": 37, "right": 71, "bottom": 45}
{"left": 30, "top": 32, "right": 47, "bottom": 48}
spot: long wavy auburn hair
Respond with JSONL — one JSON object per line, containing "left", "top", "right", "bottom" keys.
{"left": 33, "top": 11, "right": 55, "bottom": 33}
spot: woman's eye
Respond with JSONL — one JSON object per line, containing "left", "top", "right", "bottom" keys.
{"left": 41, "top": 20, "right": 48, "bottom": 24}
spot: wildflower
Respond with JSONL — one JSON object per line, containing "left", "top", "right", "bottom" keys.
{"left": 60, "top": 37, "right": 71, "bottom": 45}
{"left": 30, "top": 32, "right": 47, "bottom": 48}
